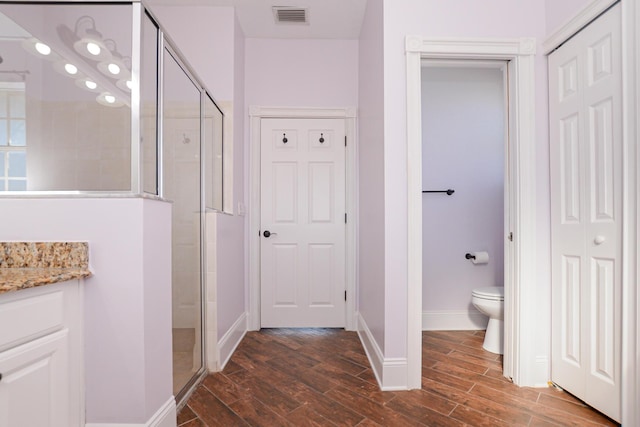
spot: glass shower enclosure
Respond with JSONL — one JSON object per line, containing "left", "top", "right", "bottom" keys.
{"left": 0, "top": 1, "right": 224, "bottom": 402}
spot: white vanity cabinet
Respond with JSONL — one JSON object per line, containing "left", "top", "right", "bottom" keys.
{"left": 0, "top": 280, "right": 83, "bottom": 427}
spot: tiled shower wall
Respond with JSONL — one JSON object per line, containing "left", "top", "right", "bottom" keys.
{"left": 26, "top": 98, "right": 131, "bottom": 191}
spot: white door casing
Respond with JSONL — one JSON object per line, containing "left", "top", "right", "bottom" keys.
{"left": 406, "top": 37, "right": 538, "bottom": 390}
{"left": 549, "top": 3, "right": 622, "bottom": 422}
{"left": 260, "top": 118, "right": 347, "bottom": 327}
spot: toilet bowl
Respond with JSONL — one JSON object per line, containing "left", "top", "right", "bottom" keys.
{"left": 471, "top": 286, "right": 504, "bottom": 354}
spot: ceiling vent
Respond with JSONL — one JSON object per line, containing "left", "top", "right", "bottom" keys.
{"left": 273, "top": 7, "right": 308, "bottom": 24}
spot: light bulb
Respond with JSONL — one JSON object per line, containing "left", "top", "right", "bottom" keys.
{"left": 104, "top": 95, "right": 116, "bottom": 104}
{"left": 107, "top": 63, "right": 120, "bottom": 75}
{"left": 125, "top": 80, "right": 133, "bottom": 90}
{"left": 85, "top": 80, "right": 97, "bottom": 90}
{"left": 35, "top": 42, "right": 51, "bottom": 56}
{"left": 64, "top": 63, "right": 78, "bottom": 75}
{"left": 86, "top": 42, "right": 101, "bottom": 56}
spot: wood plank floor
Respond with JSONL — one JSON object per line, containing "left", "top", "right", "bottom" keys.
{"left": 177, "top": 329, "right": 620, "bottom": 426}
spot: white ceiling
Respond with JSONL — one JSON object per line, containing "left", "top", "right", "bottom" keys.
{"left": 147, "top": 0, "right": 367, "bottom": 39}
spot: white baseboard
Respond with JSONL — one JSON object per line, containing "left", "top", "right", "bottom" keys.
{"left": 217, "top": 311, "right": 247, "bottom": 371}
{"left": 357, "top": 312, "right": 383, "bottom": 384}
{"left": 356, "top": 313, "right": 408, "bottom": 391}
{"left": 422, "top": 309, "right": 487, "bottom": 331}
{"left": 380, "top": 357, "right": 410, "bottom": 391}
{"left": 86, "top": 397, "right": 176, "bottom": 427}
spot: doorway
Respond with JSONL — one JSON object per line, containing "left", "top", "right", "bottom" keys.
{"left": 163, "top": 47, "right": 204, "bottom": 398}
{"left": 420, "top": 61, "right": 507, "bottom": 333}
{"left": 248, "top": 107, "right": 357, "bottom": 331}
{"left": 405, "top": 37, "right": 539, "bottom": 389}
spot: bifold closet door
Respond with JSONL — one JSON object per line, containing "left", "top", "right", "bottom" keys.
{"left": 549, "top": 3, "right": 622, "bottom": 422}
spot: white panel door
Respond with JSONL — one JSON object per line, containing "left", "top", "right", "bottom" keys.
{"left": 549, "top": 3, "right": 621, "bottom": 422}
{"left": 260, "top": 118, "right": 346, "bottom": 327}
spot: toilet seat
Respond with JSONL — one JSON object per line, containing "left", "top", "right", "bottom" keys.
{"left": 472, "top": 287, "right": 504, "bottom": 301}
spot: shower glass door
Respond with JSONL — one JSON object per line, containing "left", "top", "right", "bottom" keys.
{"left": 162, "top": 47, "right": 203, "bottom": 397}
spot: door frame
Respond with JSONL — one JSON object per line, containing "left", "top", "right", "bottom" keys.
{"left": 543, "top": 1, "right": 639, "bottom": 424}
{"left": 405, "top": 37, "right": 539, "bottom": 389}
{"left": 248, "top": 106, "right": 358, "bottom": 331}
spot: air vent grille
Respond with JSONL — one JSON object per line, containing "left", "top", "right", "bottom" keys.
{"left": 273, "top": 7, "right": 308, "bottom": 24}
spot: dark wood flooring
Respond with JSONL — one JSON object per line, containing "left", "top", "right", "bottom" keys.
{"left": 177, "top": 329, "right": 620, "bottom": 426}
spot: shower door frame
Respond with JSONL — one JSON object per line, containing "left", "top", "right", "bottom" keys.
{"left": 154, "top": 20, "right": 211, "bottom": 405}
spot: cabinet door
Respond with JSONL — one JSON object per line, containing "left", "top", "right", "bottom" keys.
{"left": 0, "top": 330, "right": 70, "bottom": 427}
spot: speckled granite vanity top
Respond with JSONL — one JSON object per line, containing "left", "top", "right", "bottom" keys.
{"left": 0, "top": 242, "right": 92, "bottom": 294}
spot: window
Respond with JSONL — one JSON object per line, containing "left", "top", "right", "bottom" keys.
{"left": 0, "top": 83, "right": 26, "bottom": 191}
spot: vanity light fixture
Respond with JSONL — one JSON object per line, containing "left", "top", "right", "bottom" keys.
{"left": 75, "top": 77, "right": 101, "bottom": 92}
{"left": 97, "top": 40, "right": 129, "bottom": 79}
{"left": 96, "top": 91, "right": 124, "bottom": 107}
{"left": 22, "top": 38, "right": 57, "bottom": 60}
{"left": 64, "top": 63, "right": 78, "bottom": 75}
{"left": 35, "top": 42, "right": 51, "bottom": 55}
{"left": 53, "top": 60, "right": 81, "bottom": 78}
{"left": 73, "top": 16, "right": 111, "bottom": 61}
{"left": 107, "top": 63, "right": 120, "bottom": 75}
{"left": 97, "top": 57, "right": 128, "bottom": 78}
{"left": 116, "top": 78, "right": 133, "bottom": 92}
{"left": 86, "top": 42, "right": 101, "bottom": 56}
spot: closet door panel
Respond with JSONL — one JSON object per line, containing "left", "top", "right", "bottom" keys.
{"left": 550, "top": 29, "right": 587, "bottom": 395}
{"left": 550, "top": 3, "right": 621, "bottom": 422}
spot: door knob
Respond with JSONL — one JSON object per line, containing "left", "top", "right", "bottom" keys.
{"left": 263, "top": 230, "right": 277, "bottom": 238}
{"left": 594, "top": 235, "right": 606, "bottom": 245}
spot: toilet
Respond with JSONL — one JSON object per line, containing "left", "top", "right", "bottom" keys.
{"left": 471, "top": 286, "right": 504, "bottom": 354}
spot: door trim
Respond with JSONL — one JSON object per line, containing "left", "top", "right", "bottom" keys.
{"left": 406, "top": 37, "right": 539, "bottom": 389}
{"left": 623, "top": 4, "right": 640, "bottom": 426}
{"left": 248, "top": 106, "right": 357, "bottom": 331}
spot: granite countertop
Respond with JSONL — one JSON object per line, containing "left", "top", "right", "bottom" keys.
{"left": 0, "top": 242, "right": 92, "bottom": 295}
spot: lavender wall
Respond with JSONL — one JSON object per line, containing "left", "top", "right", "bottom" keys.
{"left": 243, "top": 35, "right": 359, "bottom": 333}
{"left": 149, "top": 5, "right": 235, "bottom": 101}
{"left": 142, "top": 200, "right": 174, "bottom": 420}
{"left": 421, "top": 67, "right": 505, "bottom": 312}
{"left": 0, "top": 198, "right": 172, "bottom": 423}
{"left": 545, "top": 0, "right": 593, "bottom": 35}
{"left": 215, "top": 11, "right": 246, "bottom": 340}
{"left": 357, "top": 0, "right": 386, "bottom": 352}
{"left": 234, "top": 14, "right": 246, "bottom": 213}
{"left": 382, "top": 0, "right": 549, "bottom": 359}
{"left": 244, "top": 38, "right": 358, "bottom": 107}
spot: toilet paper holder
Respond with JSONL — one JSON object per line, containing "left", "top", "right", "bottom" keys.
{"left": 465, "top": 251, "right": 490, "bottom": 264}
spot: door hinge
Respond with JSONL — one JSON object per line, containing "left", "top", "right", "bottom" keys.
{"left": 508, "top": 232, "right": 513, "bottom": 242}
{"left": 345, "top": 136, "right": 347, "bottom": 147}
{"left": 344, "top": 290, "right": 347, "bottom": 301}
{"left": 345, "top": 213, "right": 347, "bottom": 223}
